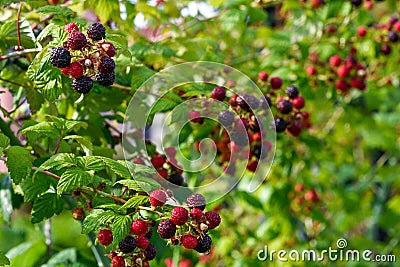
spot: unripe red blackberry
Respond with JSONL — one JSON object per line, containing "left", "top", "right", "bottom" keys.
{"left": 258, "top": 71, "right": 268, "bottom": 81}
{"left": 344, "top": 56, "right": 357, "bottom": 69}
{"left": 270, "top": 77, "right": 282, "bottom": 89}
{"left": 97, "top": 229, "right": 113, "bottom": 246}
{"left": 228, "top": 95, "right": 238, "bottom": 107}
{"left": 136, "top": 236, "right": 149, "bottom": 249}
{"left": 131, "top": 219, "right": 149, "bottom": 236}
{"left": 87, "top": 22, "right": 106, "bottom": 41}
{"left": 247, "top": 160, "right": 258, "bottom": 172}
{"left": 336, "top": 79, "right": 349, "bottom": 93}
{"left": 157, "top": 219, "right": 176, "bottom": 239}
{"left": 272, "top": 117, "right": 287, "bottom": 133}
{"left": 218, "top": 110, "right": 235, "bottom": 127}
{"left": 50, "top": 47, "right": 71, "bottom": 68}
{"left": 72, "top": 76, "right": 93, "bottom": 94}
{"left": 277, "top": 100, "right": 293, "bottom": 114}
{"left": 380, "top": 44, "right": 391, "bottom": 55}
{"left": 99, "top": 42, "right": 116, "bottom": 57}
{"left": 337, "top": 65, "right": 350, "bottom": 78}
{"left": 194, "top": 234, "right": 212, "bottom": 253}
{"left": 189, "top": 110, "right": 202, "bottom": 123}
{"left": 119, "top": 235, "right": 136, "bottom": 253}
{"left": 98, "top": 56, "right": 115, "bottom": 74}
{"left": 169, "top": 173, "right": 184, "bottom": 186}
{"left": 305, "top": 189, "right": 320, "bottom": 203}
{"left": 151, "top": 155, "right": 165, "bottom": 169}
{"left": 292, "top": 96, "right": 305, "bottom": 109}
{"left": 67, "top": 31, "right": 87, "bottom": 50}
{"left": 306, "top": 66, "right": 317, "bottom": 76}
{"left": 95, "top": 71, "right": 115, "bottom": 86}
{"left": 170, "top": 207, "right": 189, "bottom": 226}
{"left": 149, "top": 190, "right": 167, "bottom": 207}
{"left": 64, "top": 23, "right": 79, "bottom": 33}
{"left": 190, "top": 208, "right": 203, "bottom": 220}
{"left": 157, "top": 168, "right": 168, "bottom": 179}
{"left": 186, "top": 194, "right": 206, "bottom": 210}
{"left": 66, "top": 61, "right": 84, "bottom": 78}
{"left": 111, "top": 256, "right": 125, "bottom": 267}
{"left": 181, "top": 235, "right": 198, "bottom": 249}
{"left": 350, "top": 78, "right": 366, "bottom": 91}
{"left": 211, "top": 86, "right": 226, "bottom": 101}
{"left": 145, "top": 244, "right": 157, "bottom": 260}
{"left": 357, "top": 26, "right": 367, "bottom": 37}
{"left": 285, "top": 85, "right": 299, "bottom": 99}
{"left": 329, "top": 55, "right": 341, "bottom": 67}
{"left": 205, "top": 211, "right": 221, "bottom": 229}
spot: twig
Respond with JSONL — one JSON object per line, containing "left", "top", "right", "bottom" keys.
{"left": 16, "top": 2, "right": 23, "bottom": 50}
{"left": 32, "top": 166, "right": 61, "bottom": 180}
{"left": 84, "top": 187, "right": 128, "bottom": 203}
{"left": 0, "top": 48, "right": 42, "bottom": 61}
{"left": 138, "top": 205, "right": 165, "bottom": 216}
{"left": 0, "top": 77, "right": 27, "bottom": 88}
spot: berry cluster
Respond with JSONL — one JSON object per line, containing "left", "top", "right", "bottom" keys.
{"left": 365, "top": 15, "right": 400, "bottom": 56}
{"left": 50, "top": 22, "right": 116, "bottom": 94}
{"left": 257, "top": 73, "right": 311, "bottom": 136}
{"left": 96, "top": 191, "right": 220, "bottom": 267}
{"left": 290, "top": 184, "right": 321, "bottom": 213}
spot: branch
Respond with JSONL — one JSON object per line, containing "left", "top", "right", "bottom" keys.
{"left": 0, "top": 48, "right": 42, "bottom": 61}
{"left": 17, "top": 2, "right": 23, "bottom": 50}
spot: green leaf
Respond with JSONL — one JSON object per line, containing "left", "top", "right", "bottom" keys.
{"left": 0, "top": 251, "right": 10, "bottom": 266}
{"left": 44, "top": 248, "right": 77, "bottom": 266}
{"left": 150, "top": 98, "right": 179, "bottom": 115}
{"left": 20, "top": 121, "right": 60, "bottom": 140}
{"left": 130, "top": 66, "right": 155, "bottom": 90}
{"left": 25, "top": 87, "right": 44, "bottom": 114}
{"left": 20, "top": 172, "right": 54, "bottom": 202}
{"left": 120, "top": 195, "right": 148, "bottom": 209}
{"left": 6, "top": 146, "right": 33, "bottom": 184}
{"left": 31, "top": 193, "right": 63, "bottom": 223}
{"left": 78, "top": 156, "right": 106, "bottom": 171}
{"left": 57, "top": 167, "right": 93, "bottom": 194}
{"left": 236, "top": 190, "right": 264, "bottom": 211}
{"left": 0, "top": 19, "right": 35, "bottom": 51}
{"left": 116, "top": 179, "right": 141, "bottom": 191}
{"left": 111, "top": 215, "right": 133, "bottom": 244}
{"left": 133, "top": 174, "right": 161, "bottom": 192}
{"left": 82, "top": 209, "right": 117, "bottom": 234}
{"left": 37, "top": 5, "right": 75, "bottom": 17}
{"left": 5, "top": 240, "right": 46, "bottom": 267}
{"left": 0, "top": 133, "right": 10, "bottom": 148}
{"left": 169, "top": 105, "right": 189, "bottom": 125}
{"left": 35, "top": 153, "right": 77, "bottom": 173}
{"left": 98, "top": 157, "right": 132, "bottom": 179}
{"left": 64, "top": 135, "right": 93, "bottom": 156}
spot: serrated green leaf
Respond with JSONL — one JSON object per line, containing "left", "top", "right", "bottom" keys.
{"left": 31, "top": 193, "right": 63, "bottom": 223}
{"left": 0, "top": 251, "right": 10, "bottom": 266}
{"left": 57, "top": 167, "right": 93, "bottom": 194}
{"left": 20, "top": 172, "right": 55, "bottom": 202}
{"left": 0, "top": 133, "right": 10, "bottom": 148}
{"left": 169, "top": 105, "right": 189, "bottom": 125}
{"left": 82, "top": 209, "right": 117, "bottom": 234}
{"left": 133, "top": 164, "right": 156, "bottom": 174}
{"left": 78, "top": 156, "right": 106, "bottom": 171}
{"left": 20, "top": 121, "right": 60, "bottom": 140}
{"left": 35, "top": 153, "right": 77, "bottom": 173}
{"left": 6, "top": 146, "right": 33, "bottom": 184}
{"left": 133, "top": 174, "right": 161, "bottom": 191}
{"left": 150, "top": 98, "right": 179, "bottom": 115}
{"left": 111, "top": 215, "right": 133, "bottom": 244}
{"left": 130, "top": 66, "right": 155, "bottom": 91}
{"left": 37, "top": 5, "right": 75, "bottom": 17}
{"left": 116, "top": 179, "right": 141, "bottom": 191}
{"left": 120, "top": 195, "right": 148, "bottom": 209}
{"left": 64, "top": 135, "right": 93, "bottom": 156}
{"left": 25, "top": 86, "right": 44, "bottom": 114}
{"left": 97, "top": 157, "right": 132, "bottom": 179}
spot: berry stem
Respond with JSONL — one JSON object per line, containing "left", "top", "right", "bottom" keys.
{"left": 84, "top": 187, "right": 128, "bottom": 203}
{"left": 137, "top": 205, "right": 165, "bottom": 216}
{"left": 31, "top": 167, "right": 61, "bottom": 180}
{"left": 16, "top": 2, "right": 22, "bottom": 51}
{"left": 0, "top": 48, "right": 42, "bottom": 61}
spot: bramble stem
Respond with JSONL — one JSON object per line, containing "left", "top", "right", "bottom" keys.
{"left": 0, "top": 48, "right": 42, "bottom": 61}
{"left": 17, "top": 2, "right": 22, "bottom": 50}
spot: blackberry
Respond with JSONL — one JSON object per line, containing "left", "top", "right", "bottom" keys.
{"left": 270, "top": 77, "right": 282, "bottom": 89}
{"left": 169, "top": 173, "right": 184, "bottom": 186}
{"left": 218, "top": 110, "right": 235, "bottom": 127}
{"left": 249, "top": 116, "right": 263, "bottom": 133}
{"left": 136, "top": 236, "right": 149, "bottom": 250}
{"left": 157, "top": 219, "right": 176, "bottom": 239}
{"left": 351, "top": 0, "right": 362, "bottom": 6}
{"left": 211, "top": 87, "right": 226, "bottom": 101}
{"left": 380, "top": 44, "right": 391, "bottom": 55}
{"left": 194, "top": 234, "right": 212, "bottom": 253}
{"left": 97, "top": 229, "right": 113, "bottom": 246}
{"left": 50, "top": 47, "right": 71, "bottom": 68}
{"left": 64, "top": 23, "right": 79, "bottom": 33}
{"left": 119, "top": 235, "right": 136, "bottom": 253}
{"left": 259, "top": 95, "right": 271, "bottom": 109}
{"left": 388, "top": 31, "right": 399, "bottom": 43}
{"left": 181, "top": 235, "right": 198, "bottom": 249}
{"left": 66, "top": 61, "right": 84, "bottom": 78}
{"left": 285, "top": 85, "right": 299, "bottom": 99}
{"left": 190, "top": 208, "right": 203, "bottom": 220}
{"left": 231, "top": 132, "right": 248, "bottom": 146}
{"left": 236, "top": 94, "right": 259, "bottom": 111}
{"left": 292, "top": 96, "right": 305, "bottom": 109}
{"left": 258, "top": 71, "right": 268, "bottom": 81}
{"left": 247, "top": 160, "right": 258, "bottom": 172}
{"left": 205, "top": 211, "right": 221, "bottom": 229}
{"left": 95, "top": 71, "right": 115, "bottom": 86}
{"left": 72, "top": 76, "right": 93, "bottom": 94}
{"left": 272, "top": 117, "right": 287, "bottom": 133}
{"left": 186, "top": 194, "right": 206, "bottom": 210}
{"left": 99, "top": 42, "right": 116, "bottom": 57}
{"left": 151, "top": 155, "right": 165, "bottom": 168}
{"left": 67, "top": 31, "right": 87, "bottom": 50}
{"left": 277, "top": 100, "right": 293, "bottom": 114}
{"left": 87, "top": 22, "right": 106, "bottom": 41}
{"left": 170, "top": 207, "right": 189, "bottom": 226}
{"left": 253, "top": 145, "right": 267, "bottom": 159}
{"left": 149, "top": 190, "right": 167, "bottom": 207}
{"left": 131, "top": 219, "right": 148, "bottom": 236}
{"left": 145, "top": 244, "right": 157, "bottom": 260}
{"left": 98, "top": 56, "right": 115, "bottom": 74}
{"left": 145, "top": 228, "right": 153, "bottom": 240}
{"left": 111, "top": 256, "right": 125, "bottom": 267}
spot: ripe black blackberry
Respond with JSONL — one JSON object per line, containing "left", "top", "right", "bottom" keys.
{"left": 50, "top": 47, "right": 71, "bottom": 68}
{"left": 253, "top": 145, "right": 267, "bottom": 159}
{"left": 186, "top": 194, "right": 206, "bottom": 210}
{"left": 157, "top": 219, "right": 176, "bottom": 239}
{"left": 285, "top": 85, "right": 299, "bottom": 99}
{"left": 145, "top": 244, "right": 157, "bottom": 260}
{"left": 118, "top": 235, "right": 136, "bottom": 253}
{"left": 351, "top": 0, "right": 362, "bottom": 6}
{"left": 272, "top": 117, "right": 287, "bottom": 133}
{"left": 95, "top": 72, "right": 115, "bottom": 86}
{"left": 98, "top": 56, "right": 115, "bottom": 74}
{"left": 169, "top": 173, "right": 183, "bottom": 186}
{"left": 87, "top": 22, "right": 106, "bottom": 41}
{"left": 145, "top": 228, "right": 153, "bottom": 240}
{"left": 72, "top": 76, "right": 93, "bottom": 94}
{"left": 237, "top": 94, "right": 259, "bottom": 111}
{"left": 277, "top": 100, "right": 293, "bottom": 114}
{"left": 194, "top": 234, "right": 212, "bottom": 253}
{"left": 68, "top": 31, "right": 87, "bottom": 50}
{"left": 388, "top": 31, "right": 399, "bottom": 43}
{"left": 218, "top": 110, "right": 235, "bottom": 127}
{"left": 259, "top": 95, "right": 271, "bottom": 109}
